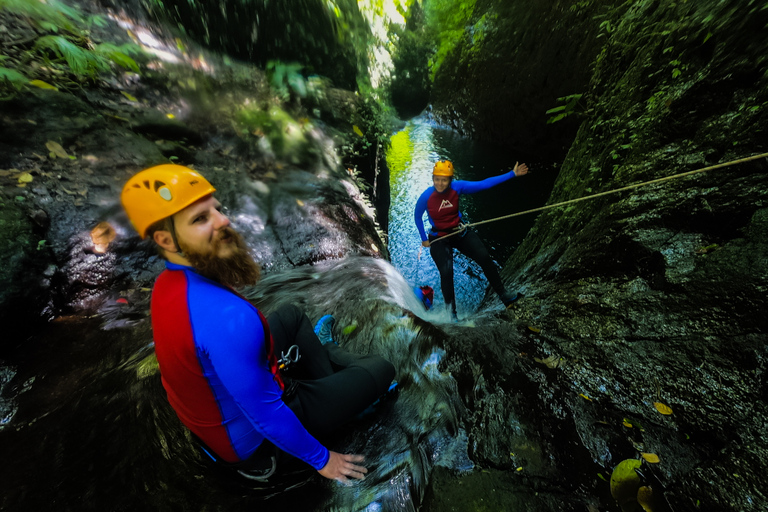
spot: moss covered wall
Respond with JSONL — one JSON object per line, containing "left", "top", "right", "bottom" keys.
{"left": 429, "top": 0, "right": 622, "bottom": 156}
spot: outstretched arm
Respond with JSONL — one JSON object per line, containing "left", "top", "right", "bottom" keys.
{"left": 456, "top": 162, "right": 529, "bottom": 194}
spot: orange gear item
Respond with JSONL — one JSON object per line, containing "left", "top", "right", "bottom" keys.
{"left": 121, "top": 164, "right": 216, "bottom": 238}
{"left": 433, "top": 160, "right": 454, "bottom": 177}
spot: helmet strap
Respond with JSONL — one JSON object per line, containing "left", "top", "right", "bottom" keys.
{"left": 168, "top": 215, "right": 185, "bottom": 257}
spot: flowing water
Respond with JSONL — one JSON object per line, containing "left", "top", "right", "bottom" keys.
{"left": 386, "top": 115, "right": 557, "bottom": 318}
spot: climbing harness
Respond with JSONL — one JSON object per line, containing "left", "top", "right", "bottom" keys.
{"left": 425, "top": 152, "right": 768, "bottom": 246}
{"left": 278, "top": 345, "right": 301, "bottom": 370}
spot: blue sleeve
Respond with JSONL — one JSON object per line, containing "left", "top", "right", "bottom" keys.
{"left": 191, "top": 286, "right": 330, "bottom": 470}
{"left": 414, "top": 188, "right": 432, "bottom": 242}
{"left": 453, "top": 169, "right": 516, "bottom": 194}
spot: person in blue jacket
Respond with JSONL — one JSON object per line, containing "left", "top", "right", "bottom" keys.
{"left": 414, "top": 159, "right": 528, "bottom": 320}
{"left": 121, "top": 164, "right": 395, "bottom": 483}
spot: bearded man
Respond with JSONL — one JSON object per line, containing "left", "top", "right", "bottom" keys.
{"left": 121, "top": 164, "right": 395, "bottom": 483}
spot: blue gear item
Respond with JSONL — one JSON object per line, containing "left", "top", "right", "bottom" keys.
{"left": 313, "top": 315, "right": 336, "bottom": 345}
{"left": 502, "top": 292, "right": 523, "bottom": 309}
{"left": 356, "top": 381, "right": 399, "bottom": 420}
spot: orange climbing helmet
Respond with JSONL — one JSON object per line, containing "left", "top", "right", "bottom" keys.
{"left": 433, "top": 160, "right": 454, "bottom": 177}
{"left": 121, "top": 164, "right": 216, "bottom": 238}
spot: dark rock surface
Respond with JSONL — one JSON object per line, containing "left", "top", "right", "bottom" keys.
{"left": 422, "top": 0, "right": 768, "bottom": 510}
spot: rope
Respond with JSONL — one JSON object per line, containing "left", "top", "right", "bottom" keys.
{"left": 426, "top": 151, "right": 768, "bottom": 246}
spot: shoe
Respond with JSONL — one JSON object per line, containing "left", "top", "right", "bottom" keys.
{"left": 450, "top": 310, "right": 459, "bottom": 323}
{"left": 503, "top": 292, "right": 523, "bottom": 309}
{"left": 313, "top": 314, "right": 336, "bottom": 345}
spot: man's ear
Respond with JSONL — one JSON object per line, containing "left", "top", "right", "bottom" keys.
{"left": 153, "top": 230, "right": 177, "bottom": 253}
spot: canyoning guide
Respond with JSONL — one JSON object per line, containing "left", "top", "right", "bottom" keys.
{"left": 121, "top": 164, "right": 395, "bottom": 483}
{"left": 414, "top": 159, "right": 529, "bottom": 320}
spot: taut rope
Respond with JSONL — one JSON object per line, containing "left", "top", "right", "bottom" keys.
{"left": 426, "top": 151, "right": 768, "bottom": 246}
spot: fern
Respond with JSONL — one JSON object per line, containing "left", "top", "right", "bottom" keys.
{"left": 94, "top": 43, "right": 141, "bottom": 73}
{"left": 35, "top": 35, "right": 109, "bottom": 77}
{"left": 0, "top": 0, "right": 82, "bottom": 33}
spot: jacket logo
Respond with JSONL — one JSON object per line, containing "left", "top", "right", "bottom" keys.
{"left": 438, "top": 199, "right": 454, "bottom": 211}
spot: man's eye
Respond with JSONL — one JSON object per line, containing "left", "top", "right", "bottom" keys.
{"left": 193, "top": 215, "right": 207, "bottom": 223}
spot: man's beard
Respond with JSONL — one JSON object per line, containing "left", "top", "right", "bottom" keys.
{"left": 181, "top": 227, "right": 261, "bottom": 288}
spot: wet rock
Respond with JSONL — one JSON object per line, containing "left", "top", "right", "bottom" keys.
{"left": 0, "top": 198, "right": 49, "bottom": 349}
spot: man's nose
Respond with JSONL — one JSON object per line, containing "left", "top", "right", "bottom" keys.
{"left": 213, "top": 209, "right": 230, "bottom": 229}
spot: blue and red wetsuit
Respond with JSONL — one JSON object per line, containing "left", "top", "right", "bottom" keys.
{"left": 413, "top": 170, "right": 519, "bottom": 314}
{"left": 413, "top": 170, "right": 517, "bottom": 241}
{"left": 151, "top": 262, "right": 329, "bottom": 470}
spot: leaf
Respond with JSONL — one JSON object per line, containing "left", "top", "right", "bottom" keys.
{"left": 17, "top": 172, "right": 33, "bottom": 183}
{"left": 353, "top": 125, "right": 364, "bottom": 137}
{"left": 121, "top": 91, "right": 138, "bottom": 102}
{"left": 0, "top": 168, "right": 20, "bottom": 177}
{"left": 29, "top": 79, "right": 57, "bottom": 90}
{"left": 342, "top": 323, "right": 358, "bottom": 335}
{"left": 610, "top": 459, "right": 642, "bottom": 503}
{"left": 545, "top": 105, "right": 567, "bottom": 114}
{"left": 46, "top": 141, "right": 69, "bottom": 159}
{"left": 623, "top": 419, "right": 633, "bottom": 428}
{"left": 579, "top": 393, "right": 592, "bottom": 401}
{"left": 94, "top": 43, "right": 140, "bottom": 72}
{"left": 637, "top": 486, "right": 655, "bottom": 512}
{"left": 527, "top": 325, "right": 541, "bottom": 333}
{"left": 1, "top": 66, "right": 29, "bottom": 85}
{"left": 641, "top": 453, "right": 660, "bottom": 463}
{"left": 653, "top": 402, "right": 673, "bottom": 415}
{"left": 534, "top": 354, "right": 561, "bottom": 369}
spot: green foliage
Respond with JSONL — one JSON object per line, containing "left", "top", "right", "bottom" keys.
{"left": 235, "top": 103, "right": 312, "bottom": 164}
{"left": 546, "top": 94, "right": 585, "bottom": 124}
{"left": 0, "top": 0, "right": 141, "bottom": 95}
{"left": 423, "top": 0, "right": 477, "bottom": 80}
{"left": 266, "top": 60, "right": 307, "bottom": 101}
{"left": 0, "top": 65, "right": 28, "bottom": 99}
{"left": 93, "top": 43, "right": 141, "bottom": 73}
{"left": 35, "top": 35, "right": 110, "bottom": 77}
{"left": 0, "top": 0, "right": 82, "bottom": 33}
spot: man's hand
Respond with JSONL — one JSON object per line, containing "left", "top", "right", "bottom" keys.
{"left": 512, "top": 162, "right": 529, "bottom": 177}
{"left": 422, "top": 240, "right": 431, "bottom": 248}
{"left": 318, "top": 451, "right": 368, "bottom": 483}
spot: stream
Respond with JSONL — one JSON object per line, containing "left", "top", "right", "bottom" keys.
{"left": 386, "top": 115, "right": 557, "bottom": 317}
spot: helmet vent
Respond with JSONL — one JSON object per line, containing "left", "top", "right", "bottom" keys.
{"left": 153, "top": 180, "right": 166, "bottom": 191}
{"left": 143, "top": 180, "right": 150, "bottom": 189}
{"left": 189, "top": 180, "right": 199, "bottom": 186}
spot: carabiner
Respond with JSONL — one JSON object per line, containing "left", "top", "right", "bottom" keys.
{"left": 278, "top": 344, "right": 301, "bottom": 370}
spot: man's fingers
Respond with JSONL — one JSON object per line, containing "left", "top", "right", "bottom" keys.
{"left": 345, "top": 468, "right": 366, "bottom": 480}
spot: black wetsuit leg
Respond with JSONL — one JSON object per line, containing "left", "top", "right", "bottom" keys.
{"left": 267, "top": 304, "right": 395, "bottom": 438}
{"left": 452, "top": 229, "right": 507, "bottom": 299}
{"left": 429, "top": 236, "right": 457, "bottom": 314}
